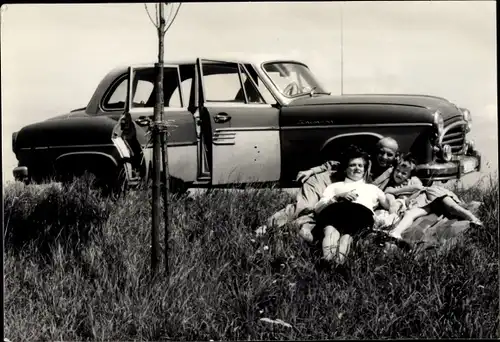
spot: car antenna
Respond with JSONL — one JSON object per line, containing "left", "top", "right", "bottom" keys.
{"left": 340, "top": 3, "right": 344, "bottom": 96}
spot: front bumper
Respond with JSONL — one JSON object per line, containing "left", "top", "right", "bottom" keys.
{"left": 416, "top": 150, "right": 481, "bottom": 182}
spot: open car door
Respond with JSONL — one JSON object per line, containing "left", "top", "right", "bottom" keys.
{"left": 195, "top": 58, "right": 281, "bottom": 185}
{"left": 123, "top": 64, "right": 198, "bottom": 184}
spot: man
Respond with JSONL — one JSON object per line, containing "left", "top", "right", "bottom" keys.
{"left": 255, "top": 137, "right": 400, "bottom": 242}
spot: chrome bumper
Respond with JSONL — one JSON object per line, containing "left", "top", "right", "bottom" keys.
{"left": 416, "top": 150, "right": 481, "bottom": 182}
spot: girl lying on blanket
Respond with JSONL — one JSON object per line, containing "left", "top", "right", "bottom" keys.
{"left": 381, "top": 154, "right": 483, "bottom": 241}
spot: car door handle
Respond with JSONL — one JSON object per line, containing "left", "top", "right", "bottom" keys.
{"left": 135, "top": 116, "right": 152, "bottom": 127}
{"left": 214, "top": 112, "right": 231, "bottom": 123}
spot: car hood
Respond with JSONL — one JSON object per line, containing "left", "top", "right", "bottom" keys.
{"left": 288, "top": 94, "right": 463, "bottom": 121}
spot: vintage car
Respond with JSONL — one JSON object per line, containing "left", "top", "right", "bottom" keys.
{"left": 12, "top": 57, "right": 481, "bottom": 192}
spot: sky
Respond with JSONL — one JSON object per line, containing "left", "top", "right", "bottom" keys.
{"left": 1, "top": 1, "right": 497, "bottom": 186}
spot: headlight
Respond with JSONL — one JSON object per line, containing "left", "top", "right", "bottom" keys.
{"left": 460, "top": 107, "right": 472, "bottom": 132}
{"left": 432, "top": 111, "right": 444, "bottom": 137}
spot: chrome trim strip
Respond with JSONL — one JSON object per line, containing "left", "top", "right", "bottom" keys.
{"left": 442, "top": 132, "right": 463, "bottom": 140}
{"left": 281, "top": 123, "right": 433, "bottom": 130}
{"left": 443, "top": 137, "right": 464, "bottom": 145}
{"left": 213, "top": 137, "right": 236, "bottom": 141}
{"left": 144, "top": 141, "right": 197, "bottom": 148}
{"left": 213, "top": 141, "right": 236, "bottom": 146}
{"left": 204, "top": 102, "right": 274, "bottom": 108}
{"left": 215, "top": 127, "right": 278, "bottom": 132}
{"left": 20, "top": 144, "right": 116, "bottom": 151}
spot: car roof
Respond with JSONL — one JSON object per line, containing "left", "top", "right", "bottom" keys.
{"left": 109, "top": 56, "right": 308, "bottom": 72}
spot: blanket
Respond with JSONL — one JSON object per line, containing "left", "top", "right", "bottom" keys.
{"left": 373, "top": 200, "right": 482, "bottom": 249}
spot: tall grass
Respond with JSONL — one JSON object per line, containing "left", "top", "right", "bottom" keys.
{"left": 3, "top": 175, "right": 499, "bottom": 340}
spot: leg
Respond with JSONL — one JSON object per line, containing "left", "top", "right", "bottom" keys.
{"left": 295, "top": 213, "right": 316, "bottom": 243}
{"left": 257, "top": 171, "right": 333, "bottom": 236}
{"left": 295, "top": 171, "right": 333, "bottom": 217}
{"left": 386, "top": 194, "right": 401, "bottom": 214}
{"left": 322, "top": 225, "right": 341, "bottom": 261}
{"left": 266, "top": 203, "right": 298, "bottom": 229}
{"left": 336, "top": 234, "right": 353, "bottom": 264}
{"left": 441, "top": 196, "right": 482, "bottom": 224}
{"left": 389, "top": 207, "right": 429, "bottom": 239}
{"left": 255, "top": 203, "right": 298, "bottom": 236}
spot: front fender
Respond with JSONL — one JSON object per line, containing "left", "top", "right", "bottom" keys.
{"left": 319, "top": 132, "right": 384, "bottom": 160}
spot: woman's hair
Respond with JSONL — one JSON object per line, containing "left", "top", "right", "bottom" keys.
{"left": 339, "top": 145, "right": 371, "bottom": 173}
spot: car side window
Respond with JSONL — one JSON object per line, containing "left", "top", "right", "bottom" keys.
{"left": 133, "top": 80, "right": 154, "bottom": 107}
{"left": 130, "top": 67, "right": 182, "bottom": 109}
{"left": 103, "top": 76, "right": 128, "bottom": 110}
{"left": 238, "top": 65, "right": 265, "bottom": 104}
{"left": 201, "top": 62, "right": 272, "bottom": 105}
{"left": 101, "top": 67, "right": 183, "bottom": 111}
{"left": 242, "top": 64, "right": 276, "bottom": 104}
{"left": 202, "top": 63, "right": 245, "bottom": 103}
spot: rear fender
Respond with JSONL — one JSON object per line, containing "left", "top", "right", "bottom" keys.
{"left": 54, "top": 151, "right": 127, "bottom": 181}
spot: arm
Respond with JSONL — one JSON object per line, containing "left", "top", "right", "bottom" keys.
{"left": 386, "top": 193, "right": 400, "bottom": 214}
{"left": 314, "top": 184, "right": 337, "bottom": 214}
{"left": 309, "top": 160, "right": 339, "bottom": 174}
{"left": 297, "top": 160, "right": 340, "bottom": 183}
{"left": 386, "top": 177, "right": 424, "bottom": 196}
{"left": 385, "top": 184, "right": 423, "bottom": 196}
{"left": 377, "top": 189, "right": 392, "bottom": 211}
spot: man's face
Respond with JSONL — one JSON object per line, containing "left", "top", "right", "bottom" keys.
{"left": 345, "top": 157, "right": 366, "bottom": 181}
{"left": 376, "top": 146, "right": 397, "bottom": 168}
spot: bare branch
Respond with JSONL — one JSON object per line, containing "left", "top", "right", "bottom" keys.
{"left": 163, "top": 3, "right": 182, "bottom": 35}
{"left": 144, "top": 3, "right": 158, "bottom": 28}
{"left": 156, "top": 3, "right": 160, "bottom": 28}
{"left": 166, "top": 2, "right": 174, "bottom": 24}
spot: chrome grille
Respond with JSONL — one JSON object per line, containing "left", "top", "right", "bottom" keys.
{"left": 442, "top": 125, "right": 465, "bottom": 154}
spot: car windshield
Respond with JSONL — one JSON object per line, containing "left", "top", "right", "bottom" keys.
{"left": 262, "top": 62, "right": 329, "bottom": 98}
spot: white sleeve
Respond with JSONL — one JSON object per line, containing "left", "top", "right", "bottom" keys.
{"left": 322, "top": 184, "right": 337, "bottom": 200}
{"left": 315, "top": 184, "right": 338, "bottom": 214}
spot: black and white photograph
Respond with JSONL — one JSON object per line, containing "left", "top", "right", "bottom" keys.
{"left": 2, "top": 1, "right": 498, "bottom": 340}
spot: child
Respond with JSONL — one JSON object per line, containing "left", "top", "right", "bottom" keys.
{"left": 387, "top": 157, "right": 483, "bottom": 240}
{"left": 385, "top": 154, "right": 424, "bottom": 213}
{"left": 372, "top": 154, "right": 423, "bottom": 230}
{"left": 314, "top": 145, "right": 393, "bottom": 264}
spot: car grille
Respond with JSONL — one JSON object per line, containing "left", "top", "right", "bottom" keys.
{"left": 442, "top": 125, "right": 466, "bottom": 154}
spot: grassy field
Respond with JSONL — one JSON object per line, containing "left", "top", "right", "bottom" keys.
{"left": 3, "top": 175, "right": 499, "bottom": 340}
